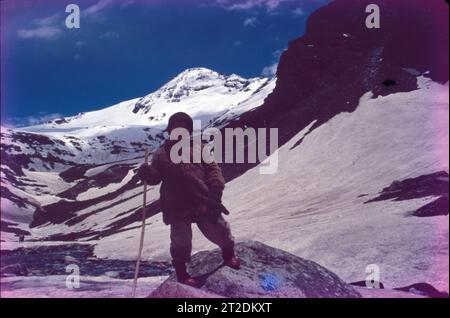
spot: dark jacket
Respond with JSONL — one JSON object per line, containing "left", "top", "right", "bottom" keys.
{"left": 140, "top": 140, "right": 225, "bottom": 224}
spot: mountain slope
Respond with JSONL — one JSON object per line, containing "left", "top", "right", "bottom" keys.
{"left": 28, "top": 68, "right": 269, "bottom": 132}
{"left": 225, "top": 0, "right": 448, "bottom": 149}
{"left": 95, "top": 77, "right": 449, "bottom": 291}
{"left": 1, "top": 68, "right": 272, "bottom": 238}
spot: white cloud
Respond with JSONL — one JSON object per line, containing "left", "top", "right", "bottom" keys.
{"left": 229, "top": 0, "right": 262, "bottom": 10}
{"left": 261, "top": 48, "right": 283, "bottom": 77}
{"left": 243, "top": 17, "right": 258, "bottom": 27}
{"left": 84, "top": 0, "right": 113, "bottom": 16}
{"left": 262, "top": 63, "right": 278, "bottom": 77}
{"left": 17, "top": 1, "right": 114, "bottom": 41}
{"left": 75, "top": 40, "right": 87, "bottom": 47}
{"left": 33, "top": 13, "right": 61, "bottom": 27}
{"left": 120, "top": 0, "right": 136, "bottom": 8}
{"left": 292, "top": 7, "right": 304, "bottom": 16}
{"left": 266, "top": 0, "right": 282, "bottom": 11}
{"left": 99, "top": 31, "right": 119, "bottom": 39}
{"left": 5, "top": 113, "right": 63, "bottom": 128}
{"left": 272, "top": 48, "right": 285, "bottom": 58}
{"left": 18, "top": 13, "right": 63, "bottom": 40}
{"left": 17, "top": 26, "right": 62, "bottom": 40}
{"left": 222, "top": 0, "right": 286, "bottom": 12}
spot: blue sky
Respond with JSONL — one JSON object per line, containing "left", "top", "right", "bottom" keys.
{"left": 1, "top": 0, "right": 328, "bottom": 127}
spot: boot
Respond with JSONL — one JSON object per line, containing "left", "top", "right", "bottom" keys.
{"left": 172, "top": 261, "right": 198, "bottom": 287}
{"left": 221, "top": 243, "right": 241, "bottom": 270}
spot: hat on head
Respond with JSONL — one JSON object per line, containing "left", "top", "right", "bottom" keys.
{"left": 165, "top": 112, "right": 193, "bottom": 134}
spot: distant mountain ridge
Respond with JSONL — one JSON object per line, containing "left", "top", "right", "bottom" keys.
{"left": 0, "top": 67, "right": 273, "bottom": 234}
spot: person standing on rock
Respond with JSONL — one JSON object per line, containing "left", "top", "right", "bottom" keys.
{"left": 137, "top": 112, "right": 240, "bottom": 287}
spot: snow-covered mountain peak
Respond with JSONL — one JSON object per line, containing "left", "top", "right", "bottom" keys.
{"left": 132, "top": 67, "right": 265, "bottom": 114}
{"left": 25, "top": 67, "right": 269, "bottom": 134}
{"left": 163, "top": 67, "right": 251, "bottom": 92}
{"left": 166, "top": 67, "right": 223, "bottom": 88}
{"left": 2, "top": 67, "right": 273, "bottom": 171}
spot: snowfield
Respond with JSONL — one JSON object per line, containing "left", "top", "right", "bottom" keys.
{"left": 93, "top": 77, "right": 449, "bottom": 292}
{"left": 1, "top": 70, "right": 448, "bottom": 297}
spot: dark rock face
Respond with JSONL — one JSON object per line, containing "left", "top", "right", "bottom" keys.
{"left": 413, "top": 196, "right": 449, "bottom": 217}
{"left": 221, "top": 0, "right": 448, "bottom": 180}
{"left": 350, "top": 280, "right": 385, "bottom": 289}
{"left": 366, "top": 171, "right": 448, "bottom": 203}
{"left": 59, "top": 164, "right": 96, "bottom": 183}
{"left": 365, "top": 171, "right": 449, "bottom": 217}
{"left": 58, "top": 165, "right": 131, "bottom": 200}
{"left": 31, "top": 164, "right": 141, "bottom": 228}
{"left": 1, "top": 130, "right": 76, "bottom": 174}
{"left": 394, "top": 283, "right": 449, "bottom": 298}
{"left": 258, "top": 0, "right": 448, "bottom": 142}
{"left": 150, "top": 241, "right": 361, "bottom": 298}
{"left": 0, "top": 220, "right": 30, "bottom": 237}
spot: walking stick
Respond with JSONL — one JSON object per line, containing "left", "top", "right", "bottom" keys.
{"left": 132, "top": 148, "right": 149, "bottom": 297}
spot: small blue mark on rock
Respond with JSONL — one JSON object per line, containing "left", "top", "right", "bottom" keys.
{"left": 259, "top": 273, "right": 281, "bottom": 291}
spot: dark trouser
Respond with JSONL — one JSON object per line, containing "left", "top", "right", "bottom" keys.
{"left": 170, "top": 215, "right": 235, "bottom": 264}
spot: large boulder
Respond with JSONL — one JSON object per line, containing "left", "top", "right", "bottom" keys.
{"left": 150, "top": 241, "right": 361, "bottom": 298}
